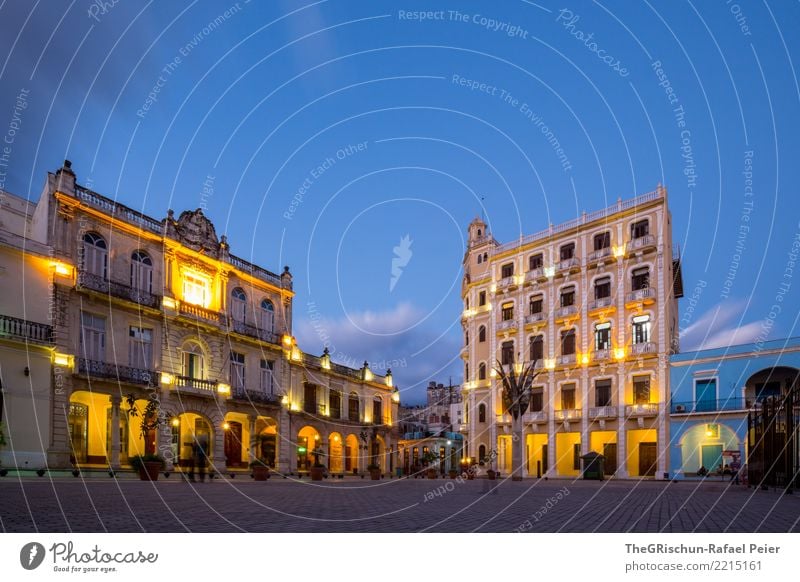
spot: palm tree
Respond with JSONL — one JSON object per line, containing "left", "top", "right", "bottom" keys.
{"left": 494, "top": 356, "right": 542, "bottom": 480}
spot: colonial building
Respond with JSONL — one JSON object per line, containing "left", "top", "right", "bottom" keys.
{"left": 670, "top": 337, "right": 800, "bottom": 487}
{"left": 0, "top": 161, "right": 398, "bottom": 476}
{"left": 460, "top": 186, "right": 682, "bottom": 478}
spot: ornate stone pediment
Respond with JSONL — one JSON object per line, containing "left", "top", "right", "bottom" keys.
{"left": 167, "top": 208, "right": 220, "bottom": 257}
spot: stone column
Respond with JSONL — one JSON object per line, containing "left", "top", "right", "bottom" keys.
{"left": 109, "top": 395, "right": 121, "bottom": 470}
{"left": 248, "top": 415, "right": 257, "bottom": 462}
{"left": 278, "top": 407, "right": 292, "bottom": 474}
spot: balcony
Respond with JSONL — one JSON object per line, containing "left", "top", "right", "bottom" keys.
{"left": 554, "top": 409, "right": 581, "bottom": 421}
{"left": 670, "top": 398, "right": 747, "bottom": 414}
{"left": 631, "top": 342, "right": 657, "bottom": 356}
{"left": 458, "top": 423, "right": 469, "bottom": 433}
{"left": 558, "top": 353, "right": 576, "bottom": 366}
{"left": 231, "top": 388, "right": 281, "bottom": 406}
{"left": 587, "top": 247, "right": 613, "bottom": 263}
{"left": 497, "top": 319, "right": 517, "bottom": 333}
{"left": 588, "top": 296, "right": 615, "bottom": 313}
{"left": 524, "top": 312, "right": 546, "bottom": 325}
{"left": 179, "top": 302, "right": 224, "bottom": 325}
{"left": 625, "top": 287, "right": 657, "bottom": 306}
{"left": 626, "top": 403, "right": 659, "bottom": 417}
{"left": 626, "top": 234, "right": 657, "bottom": 254}
{"left": 589, "top": 406, "right": 617, "bottom": 419}
{"left": 557, "top": 257, "right": 581, "bottom": 273}
{"left": 525, "top": 268, "right": 545, "bottom": 283}
{"left": 523, "top": 410, "right": 547, "bottom": 423}
{"left": 303, "top": 401, "right": 327, "bottom": 415}
{"left": 496, "top": 276, "right": 517, "bottom": 291}
{"left": 77, "top": 270, "right": 161, "bottom": 309}
{"left": 0, "top": 314, "right": 53, "bottom": 344}
{"left": 554, "top": 305, "right": 578, "bottom": 320}
{"left": 174, "top": 375, "right": 219, "bottom": 394}
{"left": 593, "top": 348, "right": 611, "bottom": 361}
{"left": 228, "top": 318, "right": 280, "bottom": 345}
{"left": 76, "top": 358, "right": 157, "bottom": 387}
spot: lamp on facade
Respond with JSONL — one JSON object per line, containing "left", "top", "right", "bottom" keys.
{"left": 53, "top": 352, "right": 73, "bottom": 370}
{"left": 162, "top": 296, "right": 177, "bottom": 310}
{"left": 281, "top": 394, "right": 289, "bottom": 406}
{"left": 362, "top": 361, "right": 373, "bottom": 382}
{"left": 160, "top": 372, "right": 174, "bottom": 386}
{"left": 223, "top": 422, "right": 230, "bottom": 430}
{"left": 217, "top": 382, "right": 231, "bottom": 395}
{"left": 614, "top": 347, "right": 626, "bottom": 361}
{"left": 171, "top": 418, "right": 180, "bottom": 427}
{"left": 321, "top": 347, "right": 331, "bottom": 370}
{"left": 613, "top": 246, "right": 625, "bottom": 258}
{"left": 51, "top": 261, "right": 72, "bottom": 277}
{"left": 385, "top": 368, "right": 393, "bottom": 387}
{"left": 391, "top": 387, "right": 400, "bottom": 403}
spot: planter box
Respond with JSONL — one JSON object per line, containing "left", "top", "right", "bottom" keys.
{"left": 369, "top": 469, "right": 381, "bottom": 481}
{"left": 138, "top": 462, "right": 162, "bottom": 481}
{"left": 252, "top": 466, "right": 270, "bottom": 481}
{"left": 310, "top": 466, "right": 325, "bottom": 481}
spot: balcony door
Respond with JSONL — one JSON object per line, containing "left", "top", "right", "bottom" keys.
{"left": 80, "top": 312, "right": 105, "bottom": 362}
{"left": 603, "top": 443, "right": 617, "bottom": 475}
{"left": 638, "top": 442, "right": 657, "bottom": 476}
{"left": 695, "top": 379, "right": 716, "bottom": 412}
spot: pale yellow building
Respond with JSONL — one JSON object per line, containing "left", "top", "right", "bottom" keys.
{"left": 0, "top": 161, "right": 398, "bottom": 476}
{"left": 459, "top": 187, "right": 682, "bottom": 479}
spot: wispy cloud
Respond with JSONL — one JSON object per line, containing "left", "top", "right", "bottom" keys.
{"left": 680, "top": 300, "right": 763, "bottom": 351}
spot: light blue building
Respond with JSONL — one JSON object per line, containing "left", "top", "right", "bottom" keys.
{"left": 669, "top": 337, "right": 800, "bottom": 479}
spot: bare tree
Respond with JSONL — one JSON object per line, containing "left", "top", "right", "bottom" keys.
{"left": 494, "top": 356, "right": 542, "bottom": 480}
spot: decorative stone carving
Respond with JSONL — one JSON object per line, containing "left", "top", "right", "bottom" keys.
{"left": 166, "top": 208, "right": 220, "bottom": 257}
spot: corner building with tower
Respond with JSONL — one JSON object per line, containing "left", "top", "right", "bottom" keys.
{"left": 459, "top": 187, "right": 683, "bottom": 479}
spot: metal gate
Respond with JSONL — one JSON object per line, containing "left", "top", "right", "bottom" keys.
{"left": 747, "top": 382, "right": 799, "bottom": 491}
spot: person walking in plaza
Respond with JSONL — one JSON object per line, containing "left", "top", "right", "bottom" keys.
{"left": 730, "top": 457, "right": 741, "bottom": 485}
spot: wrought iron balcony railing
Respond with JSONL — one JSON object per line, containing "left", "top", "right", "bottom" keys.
{"left": 0, "top": 314, "right": 53, "bottom": 344}
{"left": 631, "top": 342, "right": 657, "bottom": 355}
{"left": 626, "top": 234, "right": 657, "bottom": 253}
{"left": 589, "top": 406, "right": 617, "bottom": 419}
{"left": 626, "top": 287, "right": 657, "bottom": 303}
{"left": 626, "top": 403, "right": 659, "bottom": 416}
{"left": 670, "top": 398, "right": 747, "bottom": 414}
{"left": 174, "top": 375, "right": 218, "bottom": 393}
{"left": 588, "top": 296, "right": 614, "bottom": 311}
{"left": 228, "top": 318, "right": 280, "bottom": 344}
{"left": 525, "top": 312, "right": 546, "bottom": 325}
{"left": 554, "top": 409, "right": 582, "bottom": 421}
{"left": 76, "top": 357, "right": 157, "bottom": 387}
{"left": 77, "top": 270, "right": 161, "bottom": 309}
{"left": 558, "top": 257, "right": 581, "bottom": 271}
{"left": 588, "top": 247, "right": 613, "bottom": 261}
{"left": 231, "top": 388, "right": 281, "bottom": 405}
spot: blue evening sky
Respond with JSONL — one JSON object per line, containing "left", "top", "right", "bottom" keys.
{"left": 1, "top": 1, "right": 798, "bottom": 404}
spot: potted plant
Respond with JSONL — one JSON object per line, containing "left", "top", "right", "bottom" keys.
{"left": 487, "top": 467, "right": 497, "bottom": 480}
{"left": 422, "top": 450, "right": 439, "bottom": 479}
{"left": 250, "top": 459, "right": 270, "bottom": 481}
{"left": 448, "top": 468, "right": 458, "bottom": 479}
{"left": 310, "top": 462, "right": 325, "bottom": 481}
{"left": 367, "top": 464, "right": 381, "bottom": 480}
{"left": 130, "top": 454, "right": 165, "bottom": 481}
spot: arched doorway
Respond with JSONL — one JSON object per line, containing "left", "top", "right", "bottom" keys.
{"left": 372, "top": 435, "right": 385, "bottom": 471}
{"left": 745, "top": 367, "right": 800, "bottom": 405}
{"left": 173, "top": 412, "right": 214, "bottom": 468}
{"left": 345, "top": 434, "right": 359, "bottom": 474}
{"left": 679, "top": 423, "right": 740, "bottom": 477}
{"left": 329, "top": 432, "right": 343, "bottom": 473}
{"left": 297, "top": 426, "right": 320, "bottom": 471}
{"left": 257, "top": 418, "right": 278, "bottom": 467}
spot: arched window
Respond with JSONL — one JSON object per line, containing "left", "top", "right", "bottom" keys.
{"left": 373, "top": 396, "right": 383, "bottom": 425}
{"left": 477, "top": 254, "right": 482, "bottom": 264}
{"left": 478, "top": 403, "right": 486, "bottom": 423}
{"left": 260, "top": 299, "right": 275, "bottom": 332}
{"left": 82, "top": 232, "right": 107, "bottom": 279}
{"left": 130, "top": 250, "right": 153, "bottom": 293}
{"left": 477, "top": 228, "right": 482, "bottom": 237}
{"left": 465, "top": 331, "right": 469, "bottom": 345}
{"left": 181, "top": 342, "right": 205, "bottom": 380}
{"left": 478, "top": 363, "right": 486, "bottom": 380}
{"left": 348, "top": 392, "right": 360, "bottom": 422}
{"left": 483, "top": 252, "right": 488, "bottom": 262}
{"left": 231, "top": 287, "right": 246, "bottom": 322}
{"left": 478, "top": 325, "right": 486, "bottom": 342}
{"left": 479, "top": 444, "right": 487, "bottom": 462}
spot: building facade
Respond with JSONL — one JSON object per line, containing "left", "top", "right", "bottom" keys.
{"left": 669, "top": 337, "right": 800, "bottom": 484}
{"left": 0, "top": 161, "right": 398, "bottom": 476}
{"left": 460, "top": 186, "right": 682, "bottom": 479}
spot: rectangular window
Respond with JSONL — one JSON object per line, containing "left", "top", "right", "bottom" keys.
{"left": 329, "top": 391, "right": 341, "bottom": 418}
{"left": 631, "top": 219, "right": 649, "bottom": 239}
{"left": 694, "top": 379, "right": 717, "bottom": 412}
{"left": 529, "top": 296, "right": 543, "bottom": 315}
{"left": 594, "top": 277, "right": 611, "bottom": 299}
{"left": 595, "top": 379, "right": 612, "bottom": 407}
{"left": 560, "top": 243, "right": 575, "bottom": 260}
{"left": 501, "top": 341, "right": 514, "bottom": 366}
{"left": 260, "top": 359, "right": 274, "bottom": 394}
{"left": 478, "top": 291, "right": 487, "bottom": 306}
{"left": 129, "top": 326, "right": 153, "bottom": 369}
{"left": 80, "top": 312, "right": 106, "bottom": 361}
{"left": 529, "top": 254, "right": 543, "bottom": 270}
{"left": 373, "top": 399, "right": 383, "bottom": 424}
{"left": 594, "top": 322, "right": 611, "bottom": 350}
{"left": 560, "top": 287, "right": 575, "bottom": 307}
{"left": 182, "top": 272, "right": 211, "bottom": 307}
{"left": 349, "top": 395, "right": 360, "bottom": 421}
{"left": 230, "top": 352, "right": 245, "bottom": 389}
{"left": 633, "top": 376, "right": 651, "bottom": 404}
{"left": 632, "top": 267, "right": 650, "bottom": 290}
{"left": 530, "top": 388, "right": 543, "bottom": 412}
{"left": 529, "top": 335, "right": 543, "bottom": 362}
{"left": 304, "top": 383, "right": 317, "bottom": 413}
{"left": 561, "top": 329, "right": 576, "bottom": 356}
{"left": 501, "top": 263, "right": 514, "bottom": 278}
{"left": 594, "top": 231, "right": 610, "bottom": 250}
{"left": 501, "top": 302, "right": 514, "bottom": 321}
{"left": 632, "top": 315, "right": 651, "bottom": 344}
{"left": 561, "top": 385, "right": 576, "bottom": 409}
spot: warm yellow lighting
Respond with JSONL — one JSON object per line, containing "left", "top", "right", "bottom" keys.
{"left": 580, "top": 353, "right": 590, "bottom": 366}
{"left": 314, "top": 434, "right": 320, "bottom": 441}
{"left": 217, "top": 382, "right": 231, "bottom": 395}
{"left": 514, "top": 275, "right": 524, "bottom": 285}
{"left": 364, "top": 368, "right": 374, "bottom": 381}
{"left": 706, "top": 430, "right": 713, "bottom": 437}
{"left": 392, "top": 391, "right": 400, "bottom": 402}
{"left": 333, "top": 435, "right": 340, "bottom": 442}
{"left": 281, "top": 394, "right": 289, "bottom": 406}
{"left": 613, "top": 246, "right": 625, "bottom": 258}
{"left": 514, "top": 362, "right": 523, "bottom": 374}
{"left": 544, "top": 358, "right": 556, "bottom": 370}
{"left": 385, "top": 371, "right": 393, "bottom": 387}
{"left": 53, "top": 352, "right": 72, "bottom": 368}
{"left": 52, "top": 262, "right": 72, "bottom": 276}
{"left": 489, "top": 369, "right": 497, "bottom": 378}
{"left": 162, "top": 296, "right": 177, "bottom": 310}
{"left": 181, "top": 270, "right": 211, "bottom": 308}
{"left": 282, "top": 334, "right": 293, "bottom": 347}
{"left": 171, "top": 418, "right": 180, "bottom": 427}
{"left": 290, "top": 402, "right": 300, "bottom": 412}
{"left": 614, "top": 347, "right": 626, "bottom": 361}
{"left": 160, "top": 372, "right": 174, "bottom": 386}
{"left": 291, "top": 347, "right": 302, "bottom": 361}
{"left": 321, "top": 358, "right": 331, "bottom": 370}
{"left": 462, "top": 308, "right": 475, "bottom": 318}
{"left": 544, "top": 266, "right": 555, "bottom": 278}
{"left": 490, "top": 284, "right": 497, "bottom": 293}
{"left": 223, "top": 422, "right": 230, "bottom": 430}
